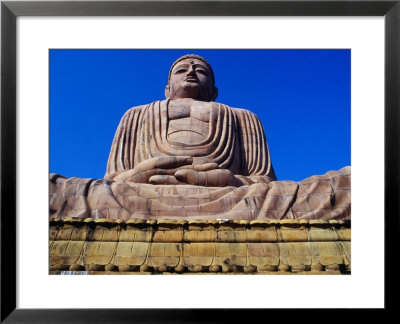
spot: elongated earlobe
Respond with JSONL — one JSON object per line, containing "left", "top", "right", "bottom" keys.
{"left": 165, "top": 85, "right": 170, "bottom": 99}
{"left": 210, "top": 87, "right": 218, "bottom": 101}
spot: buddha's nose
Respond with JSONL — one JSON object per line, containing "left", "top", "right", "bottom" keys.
{"left": 187, "top": 65, "right": 196, "bottom": 75}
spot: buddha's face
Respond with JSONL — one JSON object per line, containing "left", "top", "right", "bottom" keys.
{"left": 167, "top": 58, "right": 214, "bottom": 101}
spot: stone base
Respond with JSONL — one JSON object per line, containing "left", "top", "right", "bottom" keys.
{"left": 49, "top": 218, "right": 351, "bottom": 274}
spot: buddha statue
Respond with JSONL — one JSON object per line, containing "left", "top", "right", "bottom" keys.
{"left": 49, "top": 54, "right": 350, "bottom": 221}
{"left": 105, "top": 54, "right": 276, "bottom": 187}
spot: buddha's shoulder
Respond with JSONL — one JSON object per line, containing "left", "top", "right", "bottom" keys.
{"left": 123, "top": 100, "right": 165, "bottom": 115}
{"left": 217, "top": 103, "right": 260, "bottom": 119}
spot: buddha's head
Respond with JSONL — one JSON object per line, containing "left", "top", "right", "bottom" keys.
{"left": 165, "top": 54, "right": 218, "bottom": 101}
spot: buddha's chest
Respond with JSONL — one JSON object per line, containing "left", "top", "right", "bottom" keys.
{"left": 167, "top": 100, "right": 214, "bottom": 144}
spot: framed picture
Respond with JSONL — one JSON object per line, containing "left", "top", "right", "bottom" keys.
{"left": 1, "top": 0, "right": 397, "bottom": 321}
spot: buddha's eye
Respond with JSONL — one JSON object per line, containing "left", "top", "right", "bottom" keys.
{"left": 196, "top": 69, "right": 207, "bottom": 75}
{"left": 174, "top": 68, "right": 187, "bottom": 74}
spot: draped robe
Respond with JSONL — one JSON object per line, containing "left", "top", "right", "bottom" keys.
{"left": 105, "top": 100, "right": 276, "bottom": 181}
{"left": 49, "top": 100, "right": 350, "bottom": 221}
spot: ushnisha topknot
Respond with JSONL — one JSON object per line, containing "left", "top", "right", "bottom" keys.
{"left": 168, "top": 54, "right": 216, "bottom": 85}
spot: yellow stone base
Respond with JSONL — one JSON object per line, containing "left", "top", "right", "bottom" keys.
{"left": 49, "top": 218, "right": 351, "bottom": 274}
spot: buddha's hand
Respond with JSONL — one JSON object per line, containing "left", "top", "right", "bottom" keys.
{"left": 174, "top": 169, "right": 242, "bottom": 187}
{"left": 113, "top": 156, "right": 194, "bottom": 184}
{"left": 148, "top": 161, "right": 220, "bottom": 185}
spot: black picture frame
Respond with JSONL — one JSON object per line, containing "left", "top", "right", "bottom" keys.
{"left": 1, "top": 0, "right": 397, "bottom": 322}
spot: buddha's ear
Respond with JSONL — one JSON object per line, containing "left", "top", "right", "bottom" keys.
{"left": 210, "top": 86, "right": 218, "bottom": 102}
{"left": 165, "top": 85, "right": 171, "bottom": 99}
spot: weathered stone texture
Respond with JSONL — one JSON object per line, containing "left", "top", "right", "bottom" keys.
{"left": 49, "top": 218, "right": 350, "bottom": 274}
{"left": 49, "top": 54, "right": 351, "bottom": 275}
{"left": 50, "top": 166, "right": 350, "bottom": 221}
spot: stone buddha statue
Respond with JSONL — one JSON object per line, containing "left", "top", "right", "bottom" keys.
{"left": 105, "top": 54, "right": 276, "bottom": 188}
{"left": 50, "top": 54, "right": 350, "bottom": 221}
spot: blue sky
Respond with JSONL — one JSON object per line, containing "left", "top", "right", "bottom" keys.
{"left": 50, "top": 49, "right": 350, "bottom": 181}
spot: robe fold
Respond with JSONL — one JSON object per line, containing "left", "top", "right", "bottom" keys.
{"left": 105, "top": 100, "right": 276, "bottom": 180}
{"left": 49, "top": 166, "right": 351, "bottom": 221}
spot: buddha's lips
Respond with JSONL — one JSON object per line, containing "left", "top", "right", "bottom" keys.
{"left": 184, "top": 77, "right": 198, "bottom": 82}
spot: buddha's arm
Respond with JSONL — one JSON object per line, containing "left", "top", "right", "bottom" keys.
{"left": 105, "top": 106, "right": 145, "bottom": 180}
{"left": 235, "top": 108, "right": 277, "bottom": 183}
